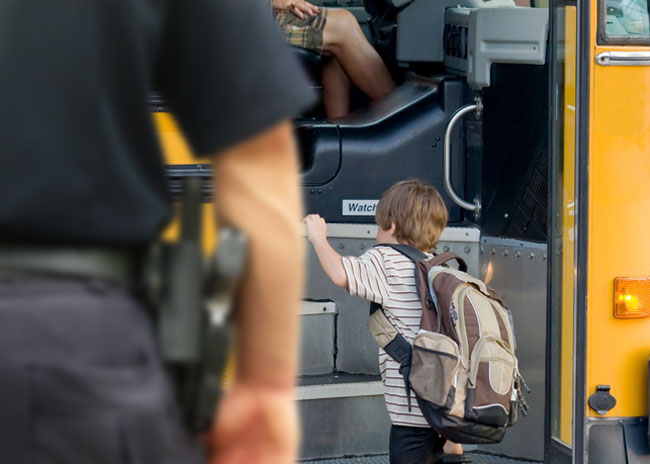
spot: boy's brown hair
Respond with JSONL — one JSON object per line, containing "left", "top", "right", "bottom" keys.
{"left": 375, "top": 179, "right": 448, "bottom": 252}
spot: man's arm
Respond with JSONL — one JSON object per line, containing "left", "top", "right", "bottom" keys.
{"left": 212, "top": 120, "right": 302, "bottom": 389}
{"left": 208, "top": 121, "right": 302, "bottom": 463}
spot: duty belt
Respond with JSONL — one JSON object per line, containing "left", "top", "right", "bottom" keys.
{"left": 0, "top": 180, "right": 245, "bottom": 434}
{"left": 0, "top": 246, "right": 136, "bottom": 287}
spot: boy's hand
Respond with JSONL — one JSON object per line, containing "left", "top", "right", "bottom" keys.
{"left": 303, "top": 214, "right": 327, "bottom": 244}
{"left": 303, "top": 214, "right": 348, "bottom": 288}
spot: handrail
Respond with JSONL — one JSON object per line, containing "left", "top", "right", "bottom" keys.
{"left": 443, "top": 97, "right": 482, "bottom": 219}
{"left": 595, "top": 51, "right": 650, "bottom": 67}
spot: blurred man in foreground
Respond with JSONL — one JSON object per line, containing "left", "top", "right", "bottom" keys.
{"left": 0, "top": 1, "right": 313, "bottom": 463}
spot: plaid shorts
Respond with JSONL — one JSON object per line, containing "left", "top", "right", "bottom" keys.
{"left": 275, "top": 8, "right": 328, "bottom": 54}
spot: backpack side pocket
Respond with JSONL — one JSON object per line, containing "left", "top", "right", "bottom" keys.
{"left": 466, "top": 336, "right": 516, "bottom": 427}
{"left": 368, "top": 310, "right": 399, "bottom": 349}
{"left": 410, "top": 331, "right": 460, "bottom": 408}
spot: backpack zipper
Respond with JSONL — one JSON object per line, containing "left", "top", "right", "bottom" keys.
{"left": 454, "top": 285, "right": 472, "bottom": 374}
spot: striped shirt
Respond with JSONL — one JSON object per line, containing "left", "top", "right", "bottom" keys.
{"left": 342, "top": 246, "right": 431, "bottom": 428}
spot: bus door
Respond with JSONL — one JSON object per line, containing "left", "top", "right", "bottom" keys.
{"left": 548, "top": 0, "right": 650, "bottom": 460}
{"left": 547, "top": 1, "right": 577, "bottom": 461}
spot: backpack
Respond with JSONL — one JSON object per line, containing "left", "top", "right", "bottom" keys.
{"left": 368, "top": 244, "right": 528, "bottom": 444}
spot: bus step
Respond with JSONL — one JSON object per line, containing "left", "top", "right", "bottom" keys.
{"left": 297, "top": 373, "right": 389, "bottom": 460}
{"left": 302, "top": 452, "right": 542, "bottom": 464}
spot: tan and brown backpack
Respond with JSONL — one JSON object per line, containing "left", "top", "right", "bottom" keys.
{"left": 369, "top": 244, "right": 528, "bottom": 444}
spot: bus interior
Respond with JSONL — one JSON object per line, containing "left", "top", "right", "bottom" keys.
{"left": 292, "top": 0, "right": 550, "bottom": 461}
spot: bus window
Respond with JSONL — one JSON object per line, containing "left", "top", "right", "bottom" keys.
{"left": 603, "top": 0, "right": 649, "bottom": 39}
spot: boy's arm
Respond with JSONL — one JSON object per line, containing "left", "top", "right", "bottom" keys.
{"left": 304, "top": 214, "right": 348, "bottom": 288}
{"left": 304, "top": 214, "right": 388, "bottom": 304}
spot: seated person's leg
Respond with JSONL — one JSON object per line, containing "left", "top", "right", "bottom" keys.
{"left": 322, "top": 9, "right": 395, "bottom": 102}
{"left": 321, "top": 57, "right": 351, "bottom": 118}
{"left": 274, "top": 4, "right": 395, "bottom": 117}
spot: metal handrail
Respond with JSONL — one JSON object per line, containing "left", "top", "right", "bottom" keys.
{"left": 443, "top": 97, "right": 482, "bottom": 219}
{"left": 595, "top": 51, "right": 650, "bottom": 67}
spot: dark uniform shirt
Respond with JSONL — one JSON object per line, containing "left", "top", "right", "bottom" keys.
{"left": 0, "top": 0, "right": 313, "bottom": 246}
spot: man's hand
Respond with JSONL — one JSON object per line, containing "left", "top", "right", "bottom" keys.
{"left": 303, "top": 214, "right": 327, "bottom": 245}
{"left": 272, "top": 0, "right": 320, "bottom": 19}
{"left": 207, "top": 382, "right": 299, "bottom": 464}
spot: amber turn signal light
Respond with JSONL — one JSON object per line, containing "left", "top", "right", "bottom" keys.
{"left": 614, "top": 277, "right": 650, "bottom": 319}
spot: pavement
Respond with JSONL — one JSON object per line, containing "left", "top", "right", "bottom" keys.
{"left": 302, "top": 452, "right": 542, "bottom": 464}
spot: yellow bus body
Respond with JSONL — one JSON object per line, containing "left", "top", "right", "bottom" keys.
{"left": 154, "top": 112, "right": 217, "bottom": 255}
{"left": 587, "top": 35, "right": 650, "bottom": 418}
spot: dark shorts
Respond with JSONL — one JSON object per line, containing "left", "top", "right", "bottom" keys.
{"left": 275, "top": 8, "right": 328, "bottom": 54}
{"left": 0, "top": 275, "right": 202, "bottom": 464}
{"left": 389, "top": 425, "right": 444, "bottom": 464}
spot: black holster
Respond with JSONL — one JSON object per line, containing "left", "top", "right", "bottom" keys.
{"left": 143, "top": 177, "right": 247, "bottom": 433}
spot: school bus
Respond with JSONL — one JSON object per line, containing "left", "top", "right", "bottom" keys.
{"left": 154, "top": 0, "right": 650, "bottom": 461}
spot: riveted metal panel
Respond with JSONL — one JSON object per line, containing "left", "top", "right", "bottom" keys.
{"left": 299, "top": 395, "right": 390, "bottom": 460}
{"left": 299, "top": 313, "right": 336, "bottom": 376}
{"left": 478, "top": 238, "right": 547, "bottom": 461}
{"left": 305, "top": 237, "right": 380, "bottom": 374}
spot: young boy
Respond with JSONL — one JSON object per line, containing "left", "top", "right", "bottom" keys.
{"left": 304, "top": 180, "right": 469, "bottom": 464}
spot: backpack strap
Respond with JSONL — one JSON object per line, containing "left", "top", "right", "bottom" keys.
{"left": 369, "top": 303, "right": 413, "bottom": 410}
{"left": 369, "top": 301, "right": 382, "bottom": 316}
{"left": 383, "top": 331, "right": 414, "bottom": 412}
{"left": 374, "top": 244, "right": 428, "bottom": 301}
{"left": 369, "top": 243, "right": 425, "bottom": 317}
{"left": 369, "top": 244, "right": 427, "bottom": 411}
{"left": 376, "top": 244, "right": 468, "bottom": 273}
{"left": 375, "top": 243, "right": 427, "bottom": 263}
{"left": 428, "top": 251, "right": 468, "bottom": 273}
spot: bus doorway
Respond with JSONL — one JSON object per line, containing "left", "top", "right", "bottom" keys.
{"left": 291, "top": 0, "right": 552, "bottom": 460}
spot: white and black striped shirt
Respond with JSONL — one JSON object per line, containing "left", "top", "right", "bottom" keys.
{"left": 342, "top": 246, "right": 431, "bottom": 428}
